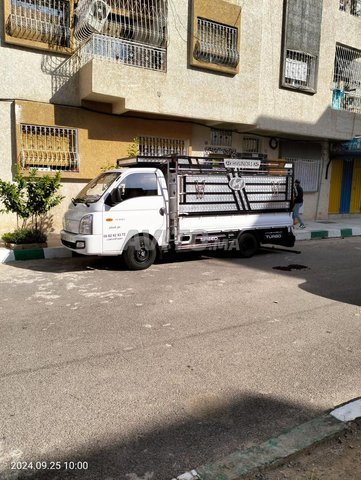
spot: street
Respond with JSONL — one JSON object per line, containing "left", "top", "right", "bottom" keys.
{"left": 0, "top": 237, "right": 361, "bottom": 480}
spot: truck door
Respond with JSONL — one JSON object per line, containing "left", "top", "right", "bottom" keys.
{"left": 103, "top": 171, "right": 166, "bottom": 253}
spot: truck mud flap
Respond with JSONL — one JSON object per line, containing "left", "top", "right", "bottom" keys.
{"left": 259, "top": 228, "right": 295, "bottom": 247}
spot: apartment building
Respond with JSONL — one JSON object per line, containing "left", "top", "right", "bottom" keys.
{"left": 1, "top": 0, "right": 361, "bottom": 234}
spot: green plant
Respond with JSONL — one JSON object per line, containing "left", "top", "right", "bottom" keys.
{"left": 127, "top": 137, "right": 140, "bottom": 157}
{"left": 0, "top": 167, "right": 64, "bottom": 238}
{"left": 2, "top": 228, "right": 47, "bottom": 245}
{"left": 100, "top": 162, "right": 116, "bottom": 172}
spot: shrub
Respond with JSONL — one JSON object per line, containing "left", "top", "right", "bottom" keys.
{"left": 2, "top": 228, "right": 47, "bottom": 245}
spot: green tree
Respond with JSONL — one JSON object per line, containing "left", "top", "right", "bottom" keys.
{"left": 0, "top": 167, "right": 64, "bottom": 240}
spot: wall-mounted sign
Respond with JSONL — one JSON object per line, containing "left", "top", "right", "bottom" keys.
{"left": 224, "top": 159, "right": 261, "bottom": 169}
{"left": 330, "top": 138, "right": 361, "bottom": 158}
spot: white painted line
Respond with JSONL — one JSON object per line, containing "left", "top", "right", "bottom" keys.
{"left": 330, "top": 398, "right": 361, "bottom": 422}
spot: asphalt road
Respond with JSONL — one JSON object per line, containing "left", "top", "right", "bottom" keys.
{"left": 0, "top": 238, "right": 361, "bottom": 480}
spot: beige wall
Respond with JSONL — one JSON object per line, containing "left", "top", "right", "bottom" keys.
{"left": 15, "top": 100, "right": 193, "bottom": 179}
{"left": 257, "top": 0, "right": 361, "bottom": 140}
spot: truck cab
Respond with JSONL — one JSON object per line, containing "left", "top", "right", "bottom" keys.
{"left": 61, "top": 166, "right": 168, "bottom": 269}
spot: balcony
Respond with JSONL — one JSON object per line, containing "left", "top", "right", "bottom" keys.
{"left": 53, "top": 33, "right": 166, "bottom": 110}
{"left": 331, "top": 44, "right": 361, "bottom": 115}
{"left": 339, "top": 0, "right": 361, "bottom": 17}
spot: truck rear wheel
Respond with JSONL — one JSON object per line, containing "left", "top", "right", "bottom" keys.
{"left": 123, "top": 235, "right": 157, "bottom": 270}
{"left": 237, "top": 232, "right": 259, "bottom": 258}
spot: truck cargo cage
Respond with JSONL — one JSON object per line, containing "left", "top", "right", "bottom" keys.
{"left": 117, "top": 155, "right": 294, "bottom": 216}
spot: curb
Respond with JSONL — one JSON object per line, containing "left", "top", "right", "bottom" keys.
{"left": 172, "top": 398, "right": 361, "bottom": 480}
{"left": 0, "top": 246, "right": 72, "bottom": 263}
{"left": 1, "top": 227, "right": 360, "bottom": 263}
{"left": 294, "top": 226, "right": 361, "bottom": 242}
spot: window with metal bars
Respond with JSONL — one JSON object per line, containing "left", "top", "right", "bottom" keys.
{"left": 286, "top": 157, "right": 321, "bottom": 192}
{"left": 6, "top": 0, "right": 70, "bottom": 47}
{"left": 331, "top": 44, "right": 361, "bottom": 113}
{"left": 283, "top": 49, "right": 317, "bottom": 90}
{"left": 210, "top": 129, "right": 232, "bottom": 147}
{"left": 139, "top": 136, "right": 186, "bottom": 156}
{"left": 194, "top": 17, "right": 239, "bottom": 68}
{"left": 339, "top": 0, "right": 361, "bottom": 16}
{"left": 74, "top": 0, "right": 167, "bottom": 47}
{"left": 242, "top": 136, "right": 260, "bottom": 154}
{"left": 20, "top": 124, "right": 79, "bottom": 171}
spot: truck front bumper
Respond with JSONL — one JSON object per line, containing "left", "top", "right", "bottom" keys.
{"left": 60, "top": 231, "right": 103, "bottom": 255}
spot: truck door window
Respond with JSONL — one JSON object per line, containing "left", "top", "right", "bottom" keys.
{"left": 122, "top": 173, "right": 158, "bottom": 200}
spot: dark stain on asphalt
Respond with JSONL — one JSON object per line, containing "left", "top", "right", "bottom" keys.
{"left": 272, "top": 264, "right": 309, "bottom": 271}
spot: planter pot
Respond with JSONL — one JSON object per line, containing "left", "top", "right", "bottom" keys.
{"left": 5, "top": 242, "right": 48, "bottom": 250}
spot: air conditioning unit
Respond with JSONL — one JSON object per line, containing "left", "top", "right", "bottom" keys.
{"left": 75, "top": 0, "right": 111, "bottom": 41}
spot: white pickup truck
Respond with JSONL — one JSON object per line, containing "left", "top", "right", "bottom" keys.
{"left": 61, "top": 155, "right": 295, "bottom": 269}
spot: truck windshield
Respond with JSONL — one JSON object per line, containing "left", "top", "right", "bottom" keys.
{"left": 74, "top": 172, "right": 121, "bottom": 204}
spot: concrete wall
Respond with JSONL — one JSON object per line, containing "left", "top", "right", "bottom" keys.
{"left": 257, "top": 0, "right": 361, "bottom": 140}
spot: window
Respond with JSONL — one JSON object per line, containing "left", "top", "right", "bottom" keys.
{"left": 6, "top": 0, "right": 70, "bottom": 47}
{"left": 210, "top": 129, "right": 232, "bottom": 147}
{"left": 121, "top": 172, "right": 158, "bottom": 200}
{"left": 283, "top": 49, "right": 317, "bottom": 90}
{"left": 339, "top": 0, "right": 361, "bottom": 16}
{"left": 139, "top": 136, "right": 186, "bottom": 156}
{"left": 76, "top": 172, "right": 121, "bottom": 203}
{"left": 20, "top": 124, "right": 79, "bottom": 171}
{"left": 242, "top": 136, "right": 260, "bottom": 154}
{"left": 331, "top": 44, "right": 361, "bottom": 113}
{"left": 286, "top": 157, "right": 321, "bottom": 192}
{"left": 194, "top": 17, "right": 239, "bottom": 68}
{"left": 74, "top": 0, "right": 168, "bottom": 47}
{"left": 281, "top": 0, "right": 322, "bottom": 93}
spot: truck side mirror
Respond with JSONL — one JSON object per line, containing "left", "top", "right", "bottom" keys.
{"left": 107, "top": 186, "right": 124, "bottom": 206}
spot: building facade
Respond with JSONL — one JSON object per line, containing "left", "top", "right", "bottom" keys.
{"left": 1, "top": 0, "right": 361, "bottom": 234}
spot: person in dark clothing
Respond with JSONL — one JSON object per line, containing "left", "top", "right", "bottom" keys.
{"left": 293, "top": 179, "right": 305, "bottom": 228}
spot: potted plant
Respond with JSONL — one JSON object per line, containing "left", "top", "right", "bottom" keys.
{"left": 0, "top": 167, "right": 64, "bottom": 250}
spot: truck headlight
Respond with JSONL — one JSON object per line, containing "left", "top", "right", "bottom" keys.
{"left": 79, "top": 214, "right": 93, "bottom": 235}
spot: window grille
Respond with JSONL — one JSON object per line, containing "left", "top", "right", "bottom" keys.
{"left": 242, "top": 136, "right": 259, "bottom": 154}
{"left": 286, "top": 157, "right": 321, "bottom": 192}
{"left": 283, "top": 49, "right": 317, "bottom": 91}
{"left": 210, "top": 129, "right": 232, "bottom": 147}
{"left": 331, "top": 44, "right": 361, "bottom": 113}
{"left": 74, "top": 0, "right": 167, "bottom": 47}
{"left": 20, "top": 124, "right": 79, "bottom": 171}
{"left": 6, "top": 0, "right": 70, "bottom": 47}
{"left": 339, "top": 0, "right": 361, "bottom": 16}
{"left": 194, "top": 18, "right": 239, "bottom": 68}
{"left": 139, "top": 136, "right": 186, "bottom": 156}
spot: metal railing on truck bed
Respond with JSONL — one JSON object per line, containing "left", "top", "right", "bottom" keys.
{"left": 116, "top": 154, "right": 294, "bottom": 216}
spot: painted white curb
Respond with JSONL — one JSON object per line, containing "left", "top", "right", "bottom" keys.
{"left": 330, "top": 398, "right": 361, "bottom": 422}
{"left": 0, "top": 248, "right": 15, "bottom": 263}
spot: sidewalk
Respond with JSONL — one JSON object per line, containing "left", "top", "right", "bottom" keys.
{"left": 293, "top": 215, "right": 361, "bottom": 242}
{"left": 1, "top": 216, "right": 361, "bottom": 263}
{"left": 172, "top": 399, "right": 361, "bottom": 480}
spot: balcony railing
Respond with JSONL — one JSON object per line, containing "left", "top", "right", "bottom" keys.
{"left": 6, "top": 0, "right": 70, "bottom": 47}
{"left": 331, "top": 44, "right": 361, "bottom": 114}
{"left": 339, "top": 0, "right": 361, "bottom": 17}
{"left": 54, "top": 33, "right": 166, "bottom": 91}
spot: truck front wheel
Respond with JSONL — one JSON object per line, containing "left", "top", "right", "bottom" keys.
{"left": 123, "top": 235, "right": 157, "bottom": 270}
{"left": 237, "top": 232, "right": 259, "bottom": 258}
